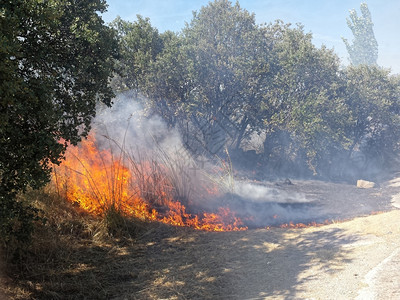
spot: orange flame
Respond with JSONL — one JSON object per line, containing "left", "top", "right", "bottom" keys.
{"left": 53, "top": 134, "right": 247, "bottom": 231}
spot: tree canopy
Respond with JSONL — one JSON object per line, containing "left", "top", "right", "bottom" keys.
{"left": 0, "top": 0, "right": 117, "bottom": 245}
{"left": 3, "top": 0, "right": 398, "bottom": 213}
{"left": 112, "top": 0, "right": 399, "bottom": 180}
{"left": 342, "top": 2, "right": 378, "bottom": 66}
{"left": 110, "top": 15, "right": 163, "bottom": 93}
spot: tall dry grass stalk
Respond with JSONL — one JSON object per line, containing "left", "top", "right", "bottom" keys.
{"left": 54, "top": 123, "right": 241, "bottom": 233}
{"left": 125, "top": 149, "right": 172, "bottom": 207}
{"left": 216, "top": 148, "right": 236, "bottom": 194}
{"left": 107, "top": 132, "right": 237, "bottom": 210}
{"left": 155, "top": 145, "right": 198, "bottom": 207}
{"left": 106, "top": 129, "right": 217, "bottom": 210}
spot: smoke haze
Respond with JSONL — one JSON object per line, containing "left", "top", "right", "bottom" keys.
{"left": 87, "top": 94, "right": 332, "bottom": 228}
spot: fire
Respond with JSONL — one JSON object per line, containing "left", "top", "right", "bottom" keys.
{"left": 53, "top": 133, "right": 247, "bottom": 231}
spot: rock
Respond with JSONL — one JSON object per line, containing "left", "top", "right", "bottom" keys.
{"left": 274, "top": 178, "right": 293, "bottom": 186}
{"left": 284, "top": 178, "right": 293, "bottom": 185}
{"left": 357, "top": 179, "right": 376, "bottom": 189}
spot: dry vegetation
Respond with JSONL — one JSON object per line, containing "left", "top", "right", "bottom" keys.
{"left": 1, "top": 179, "right": 400, "bottom": 299}
{"left": 1, "top": 142, "right": 399, "bottom": 299}
{"left": 0, "top": 186, "right": 151, "bottom": 299}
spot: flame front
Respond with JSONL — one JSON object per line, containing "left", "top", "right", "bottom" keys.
{"left": 53, "top": 134, "right": 247, "bottom": 231}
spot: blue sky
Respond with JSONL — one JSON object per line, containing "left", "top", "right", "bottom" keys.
{"left": 102, "top": 0, "right": 400, "bottom": 73}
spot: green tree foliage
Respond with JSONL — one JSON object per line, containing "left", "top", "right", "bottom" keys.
{"left": 110, "top": 15, "right": 163, "bottom": 93}
{"left": 342, "top": 2, "right": 378, "bottom": 66}
{"left": 341, "top": 65, "right": 400, "bottom": 165}
{"left": 0, "top": 0, "right": 117, "bottom": 248}
{"left": 260, "top": 23, "right": 349, "bottom": 174}
{"left": 181, "top": 0, "right": 269, "bottom": 147}
{"left": 114, "top": 0, "right": 399, "bottom": 180}
{"left": 143, "top": 30, "right": 191, "bottom": 127}
{"left": 144, "top": 0, "right": 272, "bottom": 152}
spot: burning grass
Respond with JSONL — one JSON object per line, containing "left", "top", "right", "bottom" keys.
{"left": 0, "top": 182, "right": 243, "bottom": 299}
{"left": 3, "top": 183, "right": 400, "bottom": 299}
{"left": 0, "top": 185, "right": 161, "bottom": 299}
{"left": 53, "top": 133, "right": 247, "bottom": 232}
{"left": 51, "top": 132, "right": 371, "bottom": 232}
{"left": 2, "top": 162, "right": 398, "bottom": 299}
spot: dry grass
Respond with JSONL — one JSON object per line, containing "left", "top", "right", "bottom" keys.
{"left": 5, "top": 133, "right": 399, "bottom": 298}
{"left": 0, "top": 133, "right": 246, "bottom": 299}
{"left": 0, "top": 183, "right": 220, "bottom": 299}
{"left": 2, "top": 182, "right": 400, "bottom": 299}
{"left": 0, "top": 186, "right": 155, "bottom": 299}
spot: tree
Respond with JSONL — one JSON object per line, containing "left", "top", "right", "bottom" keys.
{"left": 142, "top": 0, "right": 273, "bottom": 155}
{"left": 0, "top": 0, "right": 117, "bottom": 247}
{"left": 182, "top": 0, "right": 271, "bottom": 151}
{"left": 340, "top": 65, "right": 400, "bottom": 177}
{"left": 143, "top": 30, "right": 192, "bottom": 127}
{"left": 342, "top": 2, "right": 378, "bottom": 66}
{"left": 258, "top": 22, "right": 347, "bottom": 175}
{"left": 112, "top": 1, "right": 398, "bottom": 181}
{"left": 110, "top": 15, "right": 163, "bottom": 93}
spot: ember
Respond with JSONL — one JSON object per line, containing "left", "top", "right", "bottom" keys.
{"left": 53, "top": 134, "right": 247, "bottom": 231}
{"left": 278, "top": 220, "right": 332, "bottom": 229}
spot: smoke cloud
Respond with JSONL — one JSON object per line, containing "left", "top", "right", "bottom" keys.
{"left": 86, "top": 93, "right": 329, "bottom": 228}
{"left": 94, "top": 91, "right": 182, "bottom": 154}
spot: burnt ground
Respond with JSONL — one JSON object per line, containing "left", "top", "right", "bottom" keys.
{"left": 111, "top": 173, "right": 400, "bottom": 300}
{"left": 205, "top": 175, "right": 396, "bottom": 228}
{"left": 2, "top": 173, "right": 400, "bottom": 299}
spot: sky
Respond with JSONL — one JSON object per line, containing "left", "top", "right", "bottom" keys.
{"left": 102, "top": 0, "right": 400, "bottom": 74}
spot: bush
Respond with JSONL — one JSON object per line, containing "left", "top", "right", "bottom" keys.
{"left": 0, "top": 193, "right": 40, "bottom": 261}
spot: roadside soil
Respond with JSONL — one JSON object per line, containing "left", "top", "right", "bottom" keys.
{"left": 113, "top": 174, "right": 400, "bottom": 299}
{"left": 2, "top": 175, "right": 400, "bottom": 299}
{"left": 109, "top": 211, "right": 400, "bottom": 300}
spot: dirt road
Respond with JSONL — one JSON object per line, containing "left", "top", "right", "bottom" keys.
{"left": 113, "top": 210, "right": 399, "bottom": 299}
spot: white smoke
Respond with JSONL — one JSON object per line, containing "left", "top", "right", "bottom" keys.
{"left": 233, "top": 181, "right": 309, "bottom": 204}
{"left": 220, "top": 180, "right": 325, "bottom": 227}
{"left": 89, "top": 92, "right": 324, "bottom": 227}
{"left": 94, "top": 91, "right": 182, "bottom": 154}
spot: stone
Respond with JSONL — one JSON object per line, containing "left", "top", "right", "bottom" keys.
{"left": 357, "top": 179, "right": 376, "bottom": 189}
